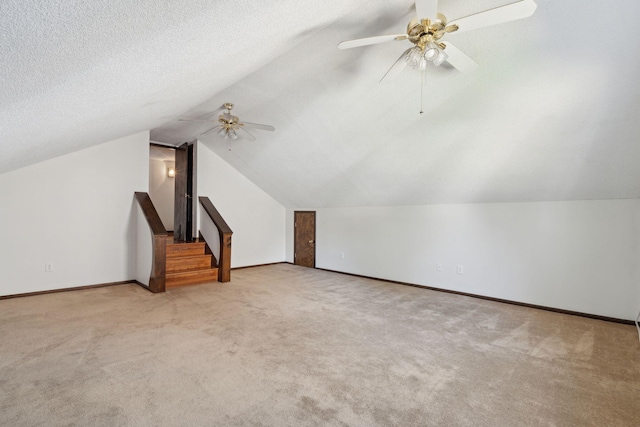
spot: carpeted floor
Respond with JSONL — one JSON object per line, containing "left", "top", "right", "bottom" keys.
{"left": 1, "top": 263, "right": 638, "bottom": 426}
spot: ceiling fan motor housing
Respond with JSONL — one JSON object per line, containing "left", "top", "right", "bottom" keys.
{"left": 219, "top": 113, "right": 240, "bottom": 126}
{"left": 407, "top": 14, "right": 457, "bottom": 50}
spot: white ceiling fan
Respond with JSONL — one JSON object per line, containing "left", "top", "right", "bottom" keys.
{"left": 179, "top": 103, "right": 275, "bottom": 141}
{"left": 338, "top": 0, "right": 537, "bottom": 82}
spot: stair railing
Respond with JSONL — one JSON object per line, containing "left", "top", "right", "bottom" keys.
{"left": 198, "top": 197, "right": 233, "bottom": 282}
{"left": 134, "top": 192, "right": 167, "bottom": 292}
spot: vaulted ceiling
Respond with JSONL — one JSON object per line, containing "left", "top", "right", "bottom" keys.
{"left": 3, "top": 1, "right": 640, "bottom": 207}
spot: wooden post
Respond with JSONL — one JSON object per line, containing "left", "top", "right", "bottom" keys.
{"left": 199, "top": 196, "right": 233, "bottom": 283}
{"left": 219, "top": 232, "right": 232, "bottom": 282}
{"left": 134, "top": 192, "right": 167, "bottom": 293}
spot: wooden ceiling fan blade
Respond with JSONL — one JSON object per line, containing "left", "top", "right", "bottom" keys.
{"left": 448, "top": 0, "right": 537, "bottom": 34}
{"left": 200, "top": 125, "right": 222, "bottom": 136}
{"left": 380, "top": 48, "right": 411, "bottom": 83}
{"left": 239, "top": 127, "right": 257, "bottom": 141}
{"left": 241, "top": 122, "right": 275, "bottom": 132}
{"left": 440, "top": 42, "right": 478, "bottom": 72}
{"left": 338, "top": 34, "right": 406, "bottom": 49}
{"left": 415, "top": 0, "right": 439, "bottom": 20}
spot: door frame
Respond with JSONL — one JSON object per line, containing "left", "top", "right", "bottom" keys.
{"left": 294, "top": 211, "right": 316, "bottom": 268}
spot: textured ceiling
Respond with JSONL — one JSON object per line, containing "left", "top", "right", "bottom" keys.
{"left": 2, "top": 1, "right": 640, "bottom": 208}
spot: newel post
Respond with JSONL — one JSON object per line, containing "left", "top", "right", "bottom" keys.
{"left": 219, "top": 232, "right": 232, "bottom": 282}
{"left": 199, "top": 196, "right": 233, "bottom": 283}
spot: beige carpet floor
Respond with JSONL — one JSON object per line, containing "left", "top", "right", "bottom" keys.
{"left": 1, "top": 264, "right": 639, "bottom": 426}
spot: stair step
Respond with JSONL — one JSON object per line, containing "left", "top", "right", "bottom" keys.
{"left": 166, "top": 242, "right": 206, "bottom": 258}
{"left": 166, "top": 268, "right": 219, "bottom": 288}
{"left": 166, "top": 255, "right": 212, "bottom": 273}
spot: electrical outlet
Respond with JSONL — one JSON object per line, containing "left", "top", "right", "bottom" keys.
{"left": 436, "top": 263, "right": 443, "bottom": 272}
{"left": 457, "top": 265, "right": 464, "bottom": 274}
{"left": 45, "top": 262, "right": 54, "bottom": 272}
{"left": 340, "top": 252, "right": 345, "bottom": 259}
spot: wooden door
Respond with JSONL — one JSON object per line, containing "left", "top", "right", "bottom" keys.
{"left": 173, "top": 143, "right": 193, "bottom": 241}
{"left": 294, "top": 211, "right": 315, "bottom": 268}
{"left": 185, "top": 144, "right": 194, "bottom": 240}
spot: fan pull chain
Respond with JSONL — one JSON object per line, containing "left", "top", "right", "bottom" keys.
{"left": 420, "top": 70, "right": 425, "bottom": 115}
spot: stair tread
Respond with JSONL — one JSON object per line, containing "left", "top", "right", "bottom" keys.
{"left": 166, "top": 267, "right": 219, "bottom": 289}
{"left": 166, "top": 254, "right": 211, "bottom": 261}
{"left": 165, "top": 236, "right": 205, "bottom": 243}
{"left": 166, "top": 267, "right": 217, "bottom": 276}
{"left": 167, "top": 254, "right": 211, "bottom": 263}
{"left": 166, "top": 242, "right": 207, "bottom": 258}
{"left": 166, "top": 240, "right": 205, "bottom": 245}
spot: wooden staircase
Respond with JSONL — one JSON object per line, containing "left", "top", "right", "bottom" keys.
{"left": 165, "top": 237, "right": 218, "bottom": 288}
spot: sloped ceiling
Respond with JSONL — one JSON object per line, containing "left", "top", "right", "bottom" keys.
{"left": 2, "top": 1, "right": 640, "bottom": 208}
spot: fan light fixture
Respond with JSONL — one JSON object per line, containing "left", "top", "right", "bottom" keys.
{"left": 179, "top": 102, "right": 275, "bottom": 142}
{"left": 218, "top": 126, "right": 238, "bottom": 140}
{"left": 406, "top": 43, "right": 448, "bottom": 70}
{"left": 215, "top": 104, "right": 242, "bottom": 140}
{"left": 337, "top": 0, "right": 538, "bottom": 112}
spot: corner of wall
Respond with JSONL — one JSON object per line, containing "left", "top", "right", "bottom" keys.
{"left": 0, "top": 131, "right": 150, "bottom": 296}
{"left": 195, "top": 142, "right": 287, "bottom": 267}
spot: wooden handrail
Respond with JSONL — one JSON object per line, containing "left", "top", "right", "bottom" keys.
{"left": 199, "top": 196, "right": 233, "bottom": 282}
{"left": 135, "top": 192, "right": 167, "bottom": 293}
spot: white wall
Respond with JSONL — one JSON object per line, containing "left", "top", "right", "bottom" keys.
{"left": 285, "top": 209, "right": 295, "bottom": 262}
{"left": 288, "top": 200, "right": 640, "bottom": 320}
{"left": 196, "top": 142, "right": 285, "bottom": 267}
{"left": 148, "top": 158, "right": 175, "bottom": 231}
{"left": 0, "top": 131, "right": 149, "bottom": 296}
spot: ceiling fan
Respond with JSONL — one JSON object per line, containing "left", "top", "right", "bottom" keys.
{"left": 338, "top": 0, "right": 537, "bottom": 83}
{"left": 179, "top": 103, "right": 275, "bottom": 141}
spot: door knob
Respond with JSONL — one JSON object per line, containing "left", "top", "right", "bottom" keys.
{"left": 309, "top": 240, "right": 314, "bottom": 244}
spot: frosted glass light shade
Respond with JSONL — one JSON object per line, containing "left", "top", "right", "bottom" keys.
{"left": 433, "top": 50, "right": 448, "bottom": 67}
